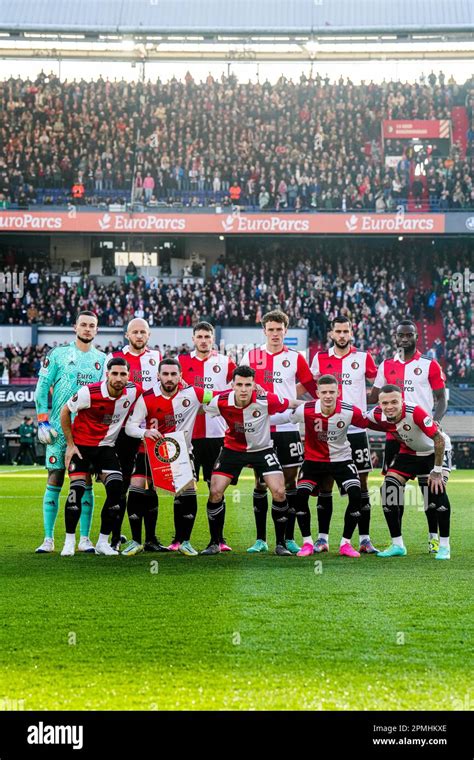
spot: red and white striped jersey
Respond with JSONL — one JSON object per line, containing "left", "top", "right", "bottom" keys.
{"left": 366, "top": 403, "right": 451, "bottom": 457}
{"left": 179, "top": 350, "right": 236, "bottom": 439}
{"left": 205, "top": 390, "right": 289, "bottom": 452}
{"left": 374, "top": 350, "right": 445, "bottom": 410}
{"left": 239, "top": 345, "right": 316, "bottom": 432}
{"left": 287, "top": 399, "right": 367, "bottom": 463}
{"left": 125, "top": 382, "right": 213, "bottom": 450}
{"left": 373, "top": 350, "right": 445, "bottom": 442}
{"left": 67, "top": 381, "right": 141, "bottom": 447}
{"left": 105, "top": 345, "right": 162, "bottom": 390}
{"left": 310, "top": 346, "right": 377, "bottom": 433}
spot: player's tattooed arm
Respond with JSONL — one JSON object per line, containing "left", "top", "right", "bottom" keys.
{"left": 60, "top": 405, "right": 83, "bottom": 469}
{"left": 428, "top": 431, "right": 446, "bottom": 494}
{"left": 433, "top": 387, "right": 448, "bottom": 423}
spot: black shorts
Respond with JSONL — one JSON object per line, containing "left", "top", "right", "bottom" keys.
{"left": 382, "top": 438, "right": 401, "bottom": 474}
{"left": 133, "top": 449, "right": 197, "bottom": 481}
{"left": 192, "top": 437, "right": 223, "bottom": 483}
{"left": 271, "top": 431, "right": 304, "bottom": 468}
{"left": 348, "top": 431, "right": 372, "bottom": 473}
{"left": 68, "top": 444, "right": 121, "bottom": 476}
{"left": 389, "top": 451, "right": 452, "bottom": 481}
{"left": 298, "top": 459, "right": 361, "bottom": 491}
{"left": 213, "top": 446, "right": 282, "bottom": 485}
{"left": 115, "top": 428, "right": 140, "bottom": 481}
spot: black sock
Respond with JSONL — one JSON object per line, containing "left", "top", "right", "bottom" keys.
{"left": 381, "top": 476, "right": 404, "bottom": 538}
{"left": 285, "top": 488, "right": 298, "bottom": 541}
{"left": 271, "top": 499, "right": 289, "bottom": 545}
{"left": 429, "top": 488, "right": 451, "bottom": 538}
{"left": 111, "top": 493, "right": 127, "bottom": 545}
{"left": 127, "top": 485, "right": 146, "bottom": 543}
{"left": 342, "top": 484, "right": 361, "bottom": 540}
{"left": 419, "top": 481, "right": 440, "bottom": 534}
{"left": 65, "top": 478, "right": 86, "bottom": 534}
{"left": 176, "top": 490, "right": 198, "bottom": 542}
{"left": 207, "top": 498, "right": 225, "bottom": 544}
{"left": 144, "top": 488, "right": 159, "bottom": 543}
{"left": 317, "top": 491, "right": 333, "bottom": 534}
{"left": 219, "top": 499, "right": 226, "bottom": 543}
{"left": 295, "top": 484, "right": 312, "bottom": 537}
{"left": 253, "top": 489, "right": 268, "bottom": 541}
{"left": 358, "top": 490, "right": 371, "bottom": 536}
{"left": 101, "top": 473, "right": 123, "bottom": 535}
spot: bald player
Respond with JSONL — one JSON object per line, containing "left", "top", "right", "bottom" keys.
{"left": 106, "top": 318, "right": 165, "bottom": 551}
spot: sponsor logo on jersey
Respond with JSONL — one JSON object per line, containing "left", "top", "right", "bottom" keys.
{"left": 414, "top": 367, "right": 422, "bottom": 375}
{"left": 337, "top": 420, "right": 345, "bottom": 428}
{"left": 182, "top": 398, "right": 191, "bottom": 407}
{"left": 282, "top": 359, "right": 290, "bottom": 368}
{"left": 213, "top": 365, "right": 221, "bottom": 373}
{"left": 252, "top": 410, "right": 261, "bottom": 418}
{"left": 351, "top": 361, "right": 359, "bottom": 370}
{"left": 154, "top": 436, "right": 181, "bottom": 464}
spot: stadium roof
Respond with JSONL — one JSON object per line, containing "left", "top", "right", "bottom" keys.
{"left": 0, "top": 0, "right": 473, "bottom": 35}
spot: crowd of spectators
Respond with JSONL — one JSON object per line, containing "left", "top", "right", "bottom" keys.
{"left": 0, "top": 241, "right": 471, "bottom": 383}
{"left": 0, "top": 70, "right": 473, "bottom": 211}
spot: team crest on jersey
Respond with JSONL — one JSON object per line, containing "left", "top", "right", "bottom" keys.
{"left": 95, "top": 362, "right": 101, "bottom": 370}
{"left": 252, "top": 410, "right": 261, "bottom": 418}
{"left": 182, "top": 398, "right": 191, "bottom": 407}
{"left": 351, "top": 361, "right": 359, "bottom": 370}
{"left": 154, "top": 436, "right": 181, "bottom": 464}
{"left": 71, "top": 393, "right": 78, "bottom": 402}
{"left": 403, "top": 424, "right": 411, "bottom": 431}
{"left": 213, "top": 365, "right": 221, "bottom": 373}
{"left": 414, "top": 367, "right": 422, "bottom": 375}
{"left": 149, "top": 359, "right": 156, "bottom": 366}
{"left": 43, "top": 357, "right": 50, "bottom": 368}
{"left": 69, "top": 462, "right": 76, "bottom": 472}
{"left": 282, "top": 359, "right": 290, "bottom": 368}
{"left": 123, "top": 400, "right": 130, "bottom": 408}
{"left": 49, "top": 455, "right": 57, "bottom": 464}
{"left": 337, "top": 420, "right": 345, "bottom": 428}
{"left": 423, "top": 416, "right": 433, "bottom": 426}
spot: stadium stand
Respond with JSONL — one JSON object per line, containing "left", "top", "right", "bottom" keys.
{"left": 0, "top": 241, "right": 472, "bottom": 384}
{"left": 0, "top": 72, "right": 473, "bottom": 211}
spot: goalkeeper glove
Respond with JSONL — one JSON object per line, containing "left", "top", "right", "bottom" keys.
{"left": 37, "top": 414, "right": 58, "bottom": 445}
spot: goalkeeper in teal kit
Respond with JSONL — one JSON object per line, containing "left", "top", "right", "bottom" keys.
{"left": 34, "top": 311, "right": 106, "bottom": 553}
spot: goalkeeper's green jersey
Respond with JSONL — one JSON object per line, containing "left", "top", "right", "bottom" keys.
{"left": 34, "top": 341, "right": 106, "bottom": 423}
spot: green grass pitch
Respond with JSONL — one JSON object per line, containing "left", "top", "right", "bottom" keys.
{"left": 1, "top": 466, "right": 472, "bottom": 711}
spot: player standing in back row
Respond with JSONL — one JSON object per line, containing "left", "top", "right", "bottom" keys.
{"left": 240, "top": 310, "right": 317, "bottom": 554}
{"left": 310, "top": 316, "right": 378, "bottom": 554}
{"left": 179, "top": 322, "right": 236, "bottom": 552}
{"left": 106, "top": 318, "right": 164, "bottom": 552}
{"left": 34, "top": 311, "right": 106, "bottom": 554}
{"left": 369, "top": 319, "right": 447, "bottom": 553}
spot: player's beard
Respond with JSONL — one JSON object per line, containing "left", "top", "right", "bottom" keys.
{"left": 129, "top": 340, "right": 146, "bottom": 352}
{"left": 77, "top": 335, "right": 94, "bottom": 344}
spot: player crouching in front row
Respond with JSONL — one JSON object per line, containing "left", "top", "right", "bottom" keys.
{"left": 59, "top": 358, "right": 140, "bottom": 556}
{"left": 366, "top": 385, "right": 452, "bottom": 560}
{"left": 203, "top": 365, "right": 301, "bottom": 556}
